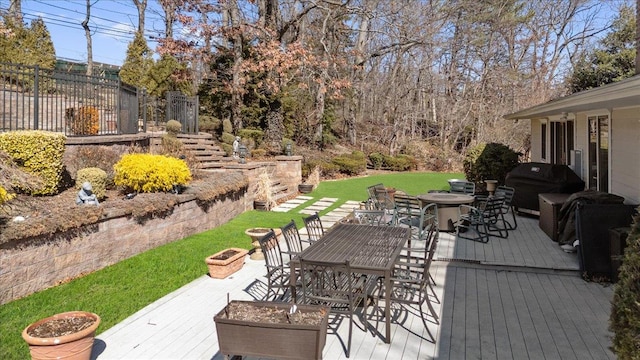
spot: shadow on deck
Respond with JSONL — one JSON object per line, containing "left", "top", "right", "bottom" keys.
{"left": 93, "top": 213, "right": 615, "bottom": 360}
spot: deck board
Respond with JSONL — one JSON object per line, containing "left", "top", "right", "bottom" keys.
{"left": 94, "top": 212, "right": 615, "bottom": 360}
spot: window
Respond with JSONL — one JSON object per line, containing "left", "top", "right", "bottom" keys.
{"left": 550, "top": 120, "right": 574, "bottom": 165}
{"left": 588, "top": 115, "right": 609, "bottom": 192}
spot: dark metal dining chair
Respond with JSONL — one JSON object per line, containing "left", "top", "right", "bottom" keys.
{"left": 366, "top": 183, "right": 395, "bottom": 211}
{"left": 351, "top": 209, "right": 395, "bottom": 226}
{"left": 257, "top": 229, "right": 290, "bottom": 301}
{"left": 378, "top": 208, "right": 439, "bottom": 342}
{"left": 280, "top": 219, "right": 311, "bottom": 261}
{"left": 298, "top": 258, "right": 378, "bottom": 358}
{"left": 302, "top": 212, "right": 325, "bottom": 242}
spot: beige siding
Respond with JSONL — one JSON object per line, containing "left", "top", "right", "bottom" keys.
{"left": 530, "top": 118, "right": 543, "bottom": 162}
{"left": 610, "top": 107, "right": 640, "bottom": 204}
{"left": 573, "top": 113, "right": 588, "bottom": 182}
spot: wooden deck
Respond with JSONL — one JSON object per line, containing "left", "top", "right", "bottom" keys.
{"left": 93, "top": 214, "right": 615, "bottom": 359}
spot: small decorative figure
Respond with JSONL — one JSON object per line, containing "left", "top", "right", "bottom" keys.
{"left": 76, "top": 182, "right": 99, "bottom": 205}
{"left": 232, "top": 136, "right": 241, "bottom": 159}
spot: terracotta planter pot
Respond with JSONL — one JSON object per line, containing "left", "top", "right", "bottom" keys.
{"left": 205, "top": 248, "right": 249, "bottom": 279}
{"left": 245, "top": 228, "right": 281, "bottom": 260}
{"left": 22, "top": 311, "right": 101, "bottom": 360}
{"left": 214, "top": 300, "right": 329, "bottom": 360}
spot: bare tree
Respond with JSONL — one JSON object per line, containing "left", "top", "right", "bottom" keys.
{"left": 81, "top": 0, "right": 97, "bottom": 76}
{"left": 132, "top": 0, "right": 147, "bottom": 34}
{"left": 8, "top": 0, "right": 22, "bottom": 24}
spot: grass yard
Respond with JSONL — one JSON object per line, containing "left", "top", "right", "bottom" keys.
{"left": 0, "top": 171, "right": 462, "bottom": 358}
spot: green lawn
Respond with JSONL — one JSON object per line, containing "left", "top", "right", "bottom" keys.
{"left": 0, "top": 171, "right": 462, "bottom": 358}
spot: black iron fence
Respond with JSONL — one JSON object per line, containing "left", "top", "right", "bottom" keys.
{"left": 0, "top": 63, "right": 200, "bottom": 137}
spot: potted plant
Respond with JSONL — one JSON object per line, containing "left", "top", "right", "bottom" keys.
{"left": 205, "top": 248, "right": 249, "bottom": 279}
{"left": 214, "top": 300, "right": 329, "bottom": 360}
{"left": 254, "top": 170, "right": 276, "bottom": 210}
{"left": 245, "top": 227, "right": 282, "bottom": 260}
{"left": 299, "top": 166, "right": 320, "bottom": 194}
{"left": 22, "top": 310, "right": 101, "bottom": 360}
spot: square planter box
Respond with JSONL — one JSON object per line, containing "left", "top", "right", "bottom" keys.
{"left": 205, "top": 248, "right": 249, "bottom": 279}
{"left": 214, "top": 300, "right": 329, "bottom": 360}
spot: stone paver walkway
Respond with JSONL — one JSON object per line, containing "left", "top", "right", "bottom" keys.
{"left": 269, "top": 195, "right": 362, "bottom": 232}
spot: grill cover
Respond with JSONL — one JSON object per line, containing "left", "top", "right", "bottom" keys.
{"left": 505, "top": 162, "right": 585, "bottom": 212}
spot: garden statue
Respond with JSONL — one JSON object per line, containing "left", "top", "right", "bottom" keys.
{"left": 76, "top": 182, "right": 99, "bottom": 205}
{"left": 232, "top": 136, "right": 240, "bottom": 158}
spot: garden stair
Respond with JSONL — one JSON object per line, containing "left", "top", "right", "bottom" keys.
{"left": 177, "top": 133, "right": 232, "bottom": 170}
{"left": 151, "top": 133, "right": 293, "bottom": 203}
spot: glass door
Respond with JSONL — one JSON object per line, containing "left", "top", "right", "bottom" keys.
{"left": 588, "top": 115, "right": 609, "bottom": 191}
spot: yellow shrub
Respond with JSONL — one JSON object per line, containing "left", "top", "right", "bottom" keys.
{"left": 0, "top": 185, "right": 14, "bottom": 205}
{"left": 0, "top": 130, "right": 66, "bottom": 195}
{"left": 113, "top": 153, "right": 192, "bottom": 193}
{"left": 67, "top": 106, "right": 100, "bottom": 135}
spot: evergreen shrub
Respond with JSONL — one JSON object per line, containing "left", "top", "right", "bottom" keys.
{"left": 332, "top": 152, "right": 367, "bottom": 176}
{"left": 463, "top": 142, "right": 520, "bottom": 190}
{"left": 0, "top": 130, "right": 65, "bottom": 195}
{"left": 239, "top": 129, "right": 264, "bottom": 148}
{"left": 369, "top": 153, "right": 384, "bottom": 169}
{"left": 76, "top": 167, "right": 107, "bottom": 200}
{"left": 165, "top": 119, "right": 182, "bottom": 135}
{"left": 67, "top": 106, "right": 100, "bottom": 135}
{"left": 113, "top": 153, "right": 192, "bottom": 193}
{"left": 386, "top": 154, "right": 416, "bottom": 171}
{"left": 610, "top": 212, "right": 640, "bottom": 359}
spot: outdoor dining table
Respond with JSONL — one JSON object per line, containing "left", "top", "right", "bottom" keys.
{"left": 289, "top": 222, "right": 410, "bottom": 344}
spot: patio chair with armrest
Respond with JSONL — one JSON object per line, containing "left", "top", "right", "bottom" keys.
{"left": 377, "top": 207, "right": 439, "bottom": 342}
{"left": 494, "top": 185, "right": 517, "bottom": 230}
{"left": 394, "top": 194, "right": 434, "bottom": 242}
{"left": 367, "top": 183, "right": 395, "bottom": 211}
{"left": 298, "top": 258, "right": 378, "bottom": 358}
{"left": 280, "top": 220, "right": 311, "bottom": 261}
{"left": 449, "top": 180, "right": 476, "bottom": 195}
{"left": 351, "top": 209, "right": 396, "bottom": 226}
{"left": 258, "top": 229, "right": 291, "bottom": 301}
{"left": 456, "top": 196, "right": 509, "bottom": 242}
{"left": 303, "top": 212, "right": 325, "bottom": 242}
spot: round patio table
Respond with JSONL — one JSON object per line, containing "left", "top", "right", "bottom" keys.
{"left": 417, "top": 193, "right": 475, "bottom": 231}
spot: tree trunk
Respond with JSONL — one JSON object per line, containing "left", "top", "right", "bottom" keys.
{"left": 8, "top": 0, "right": 22, "bottom": 23}
{"left": 82, "top": 0, "right": 93, "bottom": 76}
{"left": 133, "top": 0, "right": 147, "bottom": 34}
{"left": 228, "top": 0, "right": 244, "bottom": 132}
{"left": 636, "top": 0, "right": 640, "bottom": 74}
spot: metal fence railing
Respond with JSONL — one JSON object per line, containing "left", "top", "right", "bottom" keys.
{"left": 0, "top": 62, "right": 141, "bottom": 136}
{"left": 1, "top": 62, "right": 200, "bottom": 136}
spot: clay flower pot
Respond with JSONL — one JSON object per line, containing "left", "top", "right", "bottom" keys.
{"left": 205, "top": 248, "right": 249, "bottom": 279}
{"left": 245, "top": 228, "right": 281, "bottom": 260}
{"left": 22, "top": 311, "right": 101, "bottom": 360}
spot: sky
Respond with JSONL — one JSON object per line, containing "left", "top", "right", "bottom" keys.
{"left": 13, "top": 0, "right": 169, "bottom": 66}
{"left": 5, "top": 0, "right": 630, "bottom": 67}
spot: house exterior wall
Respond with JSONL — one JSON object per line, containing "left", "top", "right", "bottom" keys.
{"left": 530, "top": 118, "right": 544, "bottom": 162}
{"left": 531, "top": 107, "right": 640, "bottom": 204}
{"left": 609, "top": 107, "right": 640, "bottom": 204}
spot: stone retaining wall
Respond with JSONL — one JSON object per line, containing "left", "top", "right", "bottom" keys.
{"left": 0, "top": 157, "right": 302, "bottom": 305}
